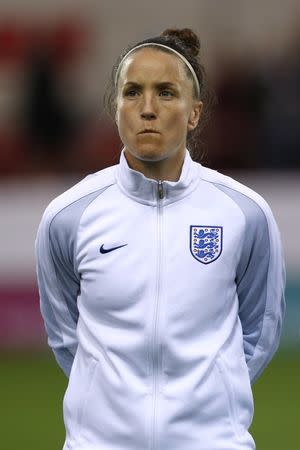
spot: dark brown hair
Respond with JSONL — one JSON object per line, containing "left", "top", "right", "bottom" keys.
{"left": 103, "top": 28, "right": 216, "bottom": 162}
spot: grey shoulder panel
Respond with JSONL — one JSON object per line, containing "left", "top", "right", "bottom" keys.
{"left": 48, "top": 189, "right": 104, "bottom": 322}
{"left": 36, "top": 172, "right": 117, "bottom": 376}
{"left": 212, "top": 183, "right": 270, "bottom": 360}
{"left": 213, "top": 183, "right": 270, "bottom": 284}
{"left": 43, "top": 165, "right": 116, "bottom": 225}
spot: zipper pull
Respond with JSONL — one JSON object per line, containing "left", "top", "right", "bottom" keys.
{"left": 157, "top": 180, "right": 164, "bottom": 199}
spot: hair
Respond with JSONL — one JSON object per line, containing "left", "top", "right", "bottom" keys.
{"left": 103, "top": 28, "right": 216, "bottom": 162}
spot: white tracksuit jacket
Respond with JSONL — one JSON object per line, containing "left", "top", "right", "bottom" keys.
{"left": 35, "top": 148, "right": 285, "bottom": 450}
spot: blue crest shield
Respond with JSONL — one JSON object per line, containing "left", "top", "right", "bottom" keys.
{"left": 190, "top": 225, "right": 223, "bottom": 264}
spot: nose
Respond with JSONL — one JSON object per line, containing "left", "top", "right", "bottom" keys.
{"left": 140, "top": 93, "right": 157, "bottom": 120}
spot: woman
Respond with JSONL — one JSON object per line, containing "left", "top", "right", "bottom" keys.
{"left": 35, "top": 28, "right": 285, "bottom": 450}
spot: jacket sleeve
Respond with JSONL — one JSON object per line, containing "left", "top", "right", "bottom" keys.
{"left": 236, "top": 199, "right": 286, "bottom": 384}
{"left": 35, "top": 206, "right": 80, "bottom": 377}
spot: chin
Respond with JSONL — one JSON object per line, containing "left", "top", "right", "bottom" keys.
{"left": 129, "top": 145, "right": 166, "bottom": 163}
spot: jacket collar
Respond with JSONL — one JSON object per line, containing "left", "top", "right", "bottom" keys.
{"left": 116, "top": 148, "right": 201, "bottom": 205}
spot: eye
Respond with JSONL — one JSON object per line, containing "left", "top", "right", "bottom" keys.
{"left": 159, "top": 90, "right": 173, "bottom": 97}
{"left": 124, "top": 89, "right": 139, "bottom": 97}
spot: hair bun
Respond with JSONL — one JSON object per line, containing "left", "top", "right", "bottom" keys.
{"left": 161, "top": 28, "right": 200, "bottom": 57}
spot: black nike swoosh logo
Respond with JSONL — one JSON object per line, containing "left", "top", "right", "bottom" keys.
{"left": 99, "top": 244, "right": 128, "bottom": 254}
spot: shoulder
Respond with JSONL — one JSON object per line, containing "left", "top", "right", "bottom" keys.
{"left": 197, "top": 164, "right": 275, "bottom": 227}
{"left": 37, "top": 164, "right": 118, "bottom": 235}
{"left": 193, "top": 165, "right": 278, "bottom": 243}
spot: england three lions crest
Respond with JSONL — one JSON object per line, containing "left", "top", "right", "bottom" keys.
{"left": 190, "top": 226, "right": 223, "bottom": 264}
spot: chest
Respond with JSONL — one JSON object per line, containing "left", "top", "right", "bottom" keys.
{"left": 75, "top": 195, "right": 245, "bottom": 327}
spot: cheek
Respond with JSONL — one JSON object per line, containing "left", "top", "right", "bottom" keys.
{"left": 117, "top": 106, "right": 133, "bottom": 133}
{"left": 116, "top": 109, "right": 139, "bottom": 148}
{"left": 165, "top": 106, "right": 190, "bottom": 132}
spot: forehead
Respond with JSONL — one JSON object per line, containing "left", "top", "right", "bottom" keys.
{"left": 118, "top": 48, "right": 190, "bottom": 86}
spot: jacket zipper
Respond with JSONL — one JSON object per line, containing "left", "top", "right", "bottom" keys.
{"left": 150, "top": 180, "right": 164, "bottom": 450}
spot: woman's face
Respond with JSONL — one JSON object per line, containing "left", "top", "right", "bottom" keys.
{"left": 115, "top": 48, "right": 202, "bottom": 166}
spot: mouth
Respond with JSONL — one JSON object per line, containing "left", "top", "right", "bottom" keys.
{"left": 138, "top": 130, "right": 160, "bottom": 134}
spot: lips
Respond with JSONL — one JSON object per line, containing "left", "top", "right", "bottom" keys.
{"left": 138, "top": 130, "right": 160, "bottom": 134}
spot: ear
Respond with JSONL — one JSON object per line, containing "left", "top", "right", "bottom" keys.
{"left": 187, "top": 101, "right": 203, "bottom": 131}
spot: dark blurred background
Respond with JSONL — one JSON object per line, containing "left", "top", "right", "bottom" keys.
{"left": 0, "top": 1, "right": 299, "bottom": 449}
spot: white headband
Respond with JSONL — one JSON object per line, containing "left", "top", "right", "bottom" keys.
{"left": 115, "top": 42, "right": 200, "bottom": 98}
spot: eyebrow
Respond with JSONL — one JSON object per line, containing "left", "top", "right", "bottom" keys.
{"left": 123, "top": 81, "right": 178, "bottom": 89}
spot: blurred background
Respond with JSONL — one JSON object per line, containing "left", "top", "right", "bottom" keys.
{"left": 0, "top": 0, "right": 299, "bottom": 449}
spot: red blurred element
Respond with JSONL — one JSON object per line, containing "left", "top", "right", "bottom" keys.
{"left": 0, "top": 23, "right": 27, "bottom": 65}
{"left": 0, "top": 20, "right": 88, "bottom": 67}
{"left": 0, "top": 284, "right": 45, "bottom": 349}
{"left": 205, "top": 57, "right": 266, "bottom": 170}
{"left": 69, "top": 120, "right": 123, "bottom": 173}
{"left": 0, "top": 122, "right": 121, "bottom": 177}
{"left": 50, "top": 21, "right": 88, "bottom": 66}
{"left": 25, "top": 26, "right": 49, "bottom": 55}
{"left": 0, "top": 129, "right": 30, "bottom": 176}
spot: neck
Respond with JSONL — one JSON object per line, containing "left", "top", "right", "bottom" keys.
{"left": 124, "top": 148, "right": 186, "bottom": 182}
